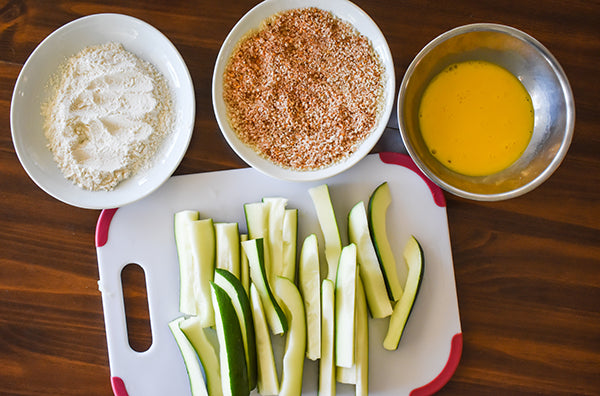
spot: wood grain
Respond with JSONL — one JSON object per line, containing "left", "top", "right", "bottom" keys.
{"left": 0, "top": 0, "right": 598, "bottom": 395}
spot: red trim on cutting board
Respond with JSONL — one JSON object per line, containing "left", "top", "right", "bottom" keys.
{"left": 111, "top": 376, "right": 129, "bottom": 396}
{"left": 378, "top": 152, "right": 446, "bottom": 207}
{"left": 96, "top": 208, "right": 118, "bottom": 247}
{"left": 410, "top": 332, "right": 463, "bottom": 395}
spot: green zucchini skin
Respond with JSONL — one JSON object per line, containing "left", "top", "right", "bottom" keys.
{"left": 348, "top": 200, "right": 393, "bottom": 319}
{"left": 214, "top": 268, "right": 258, "bottom": 391}
{"left": 210, "top": 281, "right": 250, "bottom": 396}
{"left": 179, "top": 316, "right": 222, "bottom": 396}
{"left": 383, "top": 236, "right": 424, "bottom": 350}
{"left": 168, "top": 317, "right": 209, "bottom": 396}
{"left": 367, "top": 182, "right": 404, "bottom": 302}
{"left": 242, "top": 238, "right": 288, "bottom": 334}
{"left": 275, "top": 277, "right": 307, "bottom": 396}
{"left": 404, "top": 238, "right": 425, "bottom": 329}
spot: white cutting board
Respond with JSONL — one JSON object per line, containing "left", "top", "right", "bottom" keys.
{"left": 96, "top": 152, "right": 462, "bottom": 396}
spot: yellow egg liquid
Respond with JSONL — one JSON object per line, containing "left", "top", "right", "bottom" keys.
{"left": 418, "top": 60, "right": 534, "bottom": 176}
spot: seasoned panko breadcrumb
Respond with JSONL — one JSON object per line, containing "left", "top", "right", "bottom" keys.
{"left": 223, "top": 7, "right": 386, "bottom": 170}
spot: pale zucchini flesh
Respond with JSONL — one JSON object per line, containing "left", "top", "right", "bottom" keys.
{"left": 244, "top": 202, "right": 269, "bottom": 240}
{"left": 215, "top": 222, "right": 241, "bottom": 278}
{"left": 263, "top": 197, "right": 287, "bottom": 283}
{"left": 240, "top": 234, "right": 250, "bottom": 294}
{"left": 274, "top": 277, "right": 307, "bottom": 396}
{"left": 281, "top": 208, "right": 298, "bottom": 282}
{"left": 179, "top": 316, "right": 222, "bottom": 396}
{"left": 189, "top": 218, "right": 216, "bottom": 328}
{"left": 383, "top": 236, "right": 424, "bottom": 350}
{"left": 348, "top": 200, "right": 393, "bottom": 319}
{"left": 298, "top": 233, "right": 321, "bottom": 360}
{"left": 319, "top": 279, "right": 336, "bottom": 396}
{"left": 355, "top": 275, "right": 369, "bottom": 396}
{"left": 309, "top": 184, "right": 342, "bottom": 281}
{"left": 368, "top": 182, "right": 404, "bottom": 301}
{"left": 168, "top": 317, "right": 209, "bottom": 396}
{"left": 174, "top": 210, "right": 200, "bottom": 315}
{"left": 250, "top": 283, "right": 279, "bottom": 395}
{"left": 242, "top": 238, "right": 288, "bottom": 335}
{"left": 335, "top": 258, "right": 369, "bottom": 387}
{"left": 244, "top": 202, "right": 271, "bottom": 279}
{"left": 335, "top": 243, "right": 357, "bottom": 368}
{"left": 336, "top": 364, "right": 356, "bottom": 385}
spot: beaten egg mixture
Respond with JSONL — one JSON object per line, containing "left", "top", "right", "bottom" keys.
{"left": 419, "top": 60, "right": 534, "bottom": 176}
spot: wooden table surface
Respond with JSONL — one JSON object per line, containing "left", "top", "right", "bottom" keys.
{"left": 1, "top": 1, "right": 599, "bottom": 395}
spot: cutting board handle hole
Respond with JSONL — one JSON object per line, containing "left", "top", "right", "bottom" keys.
{"left": 121, "top": 263, "right": 153, "bottom": 352}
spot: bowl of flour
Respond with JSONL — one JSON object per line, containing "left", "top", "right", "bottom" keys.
{"left": 11, "top": 14, "right": 195, "bottom": 209}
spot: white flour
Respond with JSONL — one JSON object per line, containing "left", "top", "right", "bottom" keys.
{"left": 43, "top": 42, "right": 174, "bottom": 191}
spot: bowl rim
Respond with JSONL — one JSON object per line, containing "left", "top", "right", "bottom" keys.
{"left": 10, "top": 13, "right": 196, "bottom": 209}
{"left": 211, "top": 0, "right": 396, "bottom": 182}
{"left": 398, "top": 23, "right": 575, "bottom": 201}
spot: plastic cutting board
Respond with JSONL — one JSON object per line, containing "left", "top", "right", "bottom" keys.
{"left": 95, "top": 152, "right": 462, "bottom": 396}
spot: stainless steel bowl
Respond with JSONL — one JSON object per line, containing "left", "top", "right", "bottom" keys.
{"left": 398, "top": 23, "right": 574, "bottom": 201}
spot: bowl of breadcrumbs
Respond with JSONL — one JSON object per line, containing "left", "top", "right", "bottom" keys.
{"left": 213, "top": 0, "right": 395, "bottom": 181}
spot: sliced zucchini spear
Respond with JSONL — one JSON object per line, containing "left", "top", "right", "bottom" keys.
{"left": 298, "top": 233, "right": 321, "bottom": 360}
{"left": 348, "top": 200, "right": 393, "bottom": 318}
{"left": 244, "top": 202, "right": 271, "bottom": 278}
{"left": 240, "top": 233, "right": 250, "bottom": 294}
{"left": 319, "top": 279, "right": 336, "bottom": 396}
{"left": 250, "top": 283, "right": 280, "bottom": 395}
{"left": 214, "top": 268, "right": 258, "bottom": 391}
{"left": 174, "top": 210, "right": 200, "bottom": 316}
{"left": 281, "top": 208, "right": 298, "bottom": 282}
{"left": 168, "top": 317, "right": 209, "bottom": 396}
{"left": 275, "top": 277, "right": 307, "bottom": 396}
{"left": 179, "top": 316, "right": 222, "bottom": 396}
{"left": 335, "top": 243, "right": 358, "bottom": 369}
{"left": 189, "top": 218, "right": 216, "bottom": 328}
{"left": 309, "top": 184, "right": 342, "bottom": 281}
{"left": 210, "top": 281, "right": 250, "bottom": 396}
{"left": 263, "top": 197, "right": 287, "bottom": 282}
{"left": 355, "top": 275, "right": 369, "bottom": 396}
{"left": 336, "top": 276, "right": 368, "bottom": 386}
{"left": 215, "top": 222, "right": 241, "bottom": 278}
{"left": 242, "top": 238, "right": 288, "bottom": 335}
{"left": 336, "top": 361, "right": 356, "bottom": 385}
{"left": 383, "top": 236, "right": 425, "bottom": 350}
{"left": 368, "top": 182, "right": 404, "bottom": 301}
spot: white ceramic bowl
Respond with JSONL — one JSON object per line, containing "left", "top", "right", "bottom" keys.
{"left": 212, "top": 0, "right": 395, "bottom": 182}
{"left": 11, "top": 13, "right": 195, "bottom": 209}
